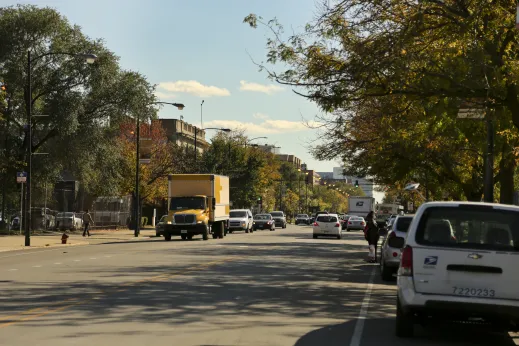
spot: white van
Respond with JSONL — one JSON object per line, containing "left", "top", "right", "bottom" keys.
{"left": 396, "top": 202, "right": 519, "bottom": 337}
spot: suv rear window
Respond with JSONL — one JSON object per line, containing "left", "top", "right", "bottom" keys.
{"left": 317, "top": 216, "right": 338, "bottom": 222}
{"left": 395, "top": 217, "right": 413, "bottom": 232}
{"left": 416, "top": 206, "right": 519, "bottom": 251}
{"left": 270, "top": 212, "right": 283, "bottom": 217}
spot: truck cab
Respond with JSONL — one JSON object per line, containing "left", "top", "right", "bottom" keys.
{"left": 163, "top": 174, "right": 230, "bottom": 241}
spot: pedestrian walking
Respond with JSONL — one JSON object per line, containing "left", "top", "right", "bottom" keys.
{"left": 365, "top": 211, "right": 379, "bottom": 263}
{"left": 83, "top": 210, "right": 94, "bottom": 237}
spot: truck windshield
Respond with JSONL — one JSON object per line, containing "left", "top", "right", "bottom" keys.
{"left": 170, "top": 197, "right": 205, "bottom": 211}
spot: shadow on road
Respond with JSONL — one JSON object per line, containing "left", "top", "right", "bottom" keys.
{"left": 0, "top": 236, "right": 516, "bottom": 345}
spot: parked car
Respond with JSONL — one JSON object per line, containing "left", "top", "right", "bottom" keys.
{"left": 56, "top": 212, "right": 82, "bottom": 231}
{"left": 340, "top": 214, "right": 351, "bottom": 230}
{"left": 228, "top": 209, "right": 254, "bottom": 233}
{"left": 269, "top": 211, "right": 287, "bottom": 229}
{"left": 295, "top": 214, "right": 311, "bottom": 225}
{"left": 379, "top": 215, "right": 414, "bottom": 281}
{"left": 396, "top": 202, "right": 519, "bottom": 338}
{"left": 156, "top": 215, "right": 167, "bottom": 237}
{"left": 345, "top": 216, "right": 366, "bottom": 232}
{"left": 253, "top": 214, "right": 275, "bottom": 231}
{"left": 313, "top": 213, "right": 342, "bottom": 239}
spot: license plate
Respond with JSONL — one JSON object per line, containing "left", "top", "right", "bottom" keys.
{"left": 181, "top": 230, "right": 187, "bottom": 234}
{"left": 452, "top": 286, "right": 495, "bottom": 298}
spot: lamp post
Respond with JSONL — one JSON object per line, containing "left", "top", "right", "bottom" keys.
{"left": 25, "top": 51, "right": 97, "bottom": 246}
{"left": 133, "top": 101, "right": 184, "bottom": 237}
{"left": 201, "top": 100, "right": 204, "bottom": 129}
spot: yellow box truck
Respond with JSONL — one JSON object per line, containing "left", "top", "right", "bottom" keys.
{"left": 163, "top": 174, "right": 230, "bottom": 241}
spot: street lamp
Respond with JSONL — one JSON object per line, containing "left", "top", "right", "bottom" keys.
{"left": 25, "top": 51, "right": 98, "bottom": 247}
{"left": 194, "top": 127, "right": 231, "bottom": 163}
{"left": 133, "top": 101, "right": 185, "bottom": 237}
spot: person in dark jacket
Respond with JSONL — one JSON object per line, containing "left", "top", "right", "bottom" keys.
{"left": 365, "top": 211, "right": 379, "bottom": 263}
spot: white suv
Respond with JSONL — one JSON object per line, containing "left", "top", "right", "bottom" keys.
{"left": 227, "top": 209, "right": 254, "bottom": 233}
{"left": 396, "top": 201, "right": 519, "bottom": 337}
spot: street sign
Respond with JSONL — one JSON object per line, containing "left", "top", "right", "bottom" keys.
{"left": 16, "top": 171, "right": 27, "bottom": 183}
{"left": 408, "top": 201, "right": 414, "bottom": 212}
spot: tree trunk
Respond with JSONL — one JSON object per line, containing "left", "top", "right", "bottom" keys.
{"left": 463, "top": 185, "right": 483, "bottom": 202}
{"left": 499, "top": 144, "right": 515, "bottom": 205}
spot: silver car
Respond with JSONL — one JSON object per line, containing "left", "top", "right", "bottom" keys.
{"left": 379, "top": 215, "right": 414, "bottom": 281}
{"left": 345, "top": 216, "right": 366, "bottom": 231}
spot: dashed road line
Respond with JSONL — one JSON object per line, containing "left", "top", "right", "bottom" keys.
{"left": 349, "top": 266, "right": 376, "bottom": 346}
{"left": 54, "top": 263, "right": 62, "bottom": 265}
{"left": 8, "top": 269, "right": 18, "bottom": 271}
{"left": 32, "top": 265, "right": 42, "bottom": 268}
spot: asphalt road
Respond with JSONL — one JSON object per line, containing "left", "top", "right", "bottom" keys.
{"left": 0, "top": 224, "right": 518, "bottom": 346}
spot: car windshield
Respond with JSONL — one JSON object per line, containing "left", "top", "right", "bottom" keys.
{"left": 254, "top": 214, "right": 271, "bottom": 220}
{"left": 395, "top": 217, "right": 413, "bottom": 232}
{"left": 350, "top": 217, "right": 364, "bottom": 221}
{"left": 317, "top": 215, "right": 338, "bottom": 222}
{"left": 416, "top": 206, "right": 519, "bottom": 251}
{"left": 57, "top": 212, "right": 74, "bottom": 218}
{"left": 296, "top": 214, "right": 308, "bottom": 218}
{"left": 230, "top": 211, "right": 247, "bottom": 218}
{"left": 270, "top": 212, "right": 283, "bottom": 217}
{"left": 170, "top": 197, "right": 205, "bottom": 211}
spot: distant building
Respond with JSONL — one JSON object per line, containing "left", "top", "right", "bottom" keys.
{"left": 256, "top": 144, "right": 281, "bottom": 155}
{"left": 276, "top": 154, "right": 302, "bottom": 169}
{"left": 304, "top": 170, "right": 321, "bottom": 185}
{"left": 158, "top": 118, "right": 209, "bottom": 153}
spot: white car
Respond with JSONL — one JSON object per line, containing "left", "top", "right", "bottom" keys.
{"left": 313, "top": 213, "right": 342, "bottom": 239}
{"left": 227, "top": 209, "right": 254, "bottom": 233}
{"left": 379, "top": 215, "right": 414, "bottom": 281}
{"left": 396, "top": 201, "right": 519, "bottom": 338}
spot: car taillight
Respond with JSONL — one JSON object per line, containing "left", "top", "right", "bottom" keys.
{"left": 361, "top": 222, "right": 365, "bottom": 225}
{"left": 388, "top": 232, "right": 396, "bottom": 239}
{"left": 392, "top": 252, "right": 398, "bottom": 257}
{"left": 313, "top": 222, "right": 318, "bottom": 226}
{"left": 335, "top": 223, "right": 340, "bottom": 227}
{"left": 399, "top": 245, "right": 413, "bottom": 276}
{"left": 348, "top": 221, "right": 352, "bottom": 225}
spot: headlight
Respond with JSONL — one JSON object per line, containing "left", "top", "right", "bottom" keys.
{"left": 253, "top": 222, "right": 256, "bottom": 224}
{"left": 241, "top": 221, "right": 246, "bottom": 226}
{"left": 197, "top": 221, "right": 203, "bottom": 224}
{"left": 167, "top": 221, "right": 172, "bottom": 224}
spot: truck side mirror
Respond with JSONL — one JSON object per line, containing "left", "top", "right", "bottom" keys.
{"left": 212, "top": 197, "right": 216, "bottom": 210}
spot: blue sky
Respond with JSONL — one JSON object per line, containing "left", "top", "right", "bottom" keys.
{"left": 3, "top": 0, "right": 341, "bottom": 172}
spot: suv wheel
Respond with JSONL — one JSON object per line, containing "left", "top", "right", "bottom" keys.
{"left": 396, "top": 296, "right": 414, "bottom": 338}
{"left": 283, "top": 223, "right": 287, "bottom": 229}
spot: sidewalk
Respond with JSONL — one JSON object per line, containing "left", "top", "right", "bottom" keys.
{"left": 0, "top": 228, "right": 158, "bottom": 253}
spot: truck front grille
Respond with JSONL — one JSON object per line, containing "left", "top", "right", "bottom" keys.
{"left": 174, "top": 214, "right": 196, "bottom": 224}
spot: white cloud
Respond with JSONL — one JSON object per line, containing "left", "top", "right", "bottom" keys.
{"left": 158, "top": 80, "right": 230, "bottom": 97}
{"left": 154, "top": 91, "right": 177, "bottom": 100}
{"left": 204, "top": 119, "right": 321, "bottom": 135}
{"left": 253, "top": 112, "right": 270, "bottom": 120}
{"left": 239, "top": 80, "right": 284, "bottom": 94}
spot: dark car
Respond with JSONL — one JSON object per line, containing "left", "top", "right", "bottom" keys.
{"left": 253, "top": 214, "right": 275, "bottom": 231}
{"left": 156, "top": 215, "right": 168, "bottom": 237}
{"left": 295, "top": 214, "right": 311, "bottom": 225}
{"left": 269, "top": 211, "right": 287, "bottom": 229}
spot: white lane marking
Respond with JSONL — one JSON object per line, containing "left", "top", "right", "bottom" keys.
{"left": 32, "top": 265, "right": 42, "bottom": 268}
{"left": 349, "top": 266, "right": 376, "bottom": 346}
{"left": 54, "top": 262, "right": 62, "bottom": 265}
{"left": 8, "top": 268, "right": 18, "bottom": 271}
{"left": 238, "top": 246, "right": 249, "bottom": 248}
{"left": 104, "top": 255, "right": 112, "bottom": 258}
{"left": 90, "top": 258, "right": 96, "bottom": 260}
{"left": 74, "top": 260, "right": 81, "bottom": 262}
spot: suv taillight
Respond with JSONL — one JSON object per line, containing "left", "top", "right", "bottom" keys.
{"left": 313, "top": 222, "right": 318, "bottom": 226}
{"left": 399, "top": 245, "right": 413, "bottom": 276}
{"left": 335, "top": 223, "right": 340, "bottom": 227}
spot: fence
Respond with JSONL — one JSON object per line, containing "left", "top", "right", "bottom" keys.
{"left": 92, "top": 196, "right": 132, "bottom": 228}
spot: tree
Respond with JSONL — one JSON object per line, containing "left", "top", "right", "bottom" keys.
{"left": 0, "top": 5, "right": 160, "bottom": 214}
{"left": 117, "top": 120, "right": 188, "bottom": 205}
{"left": 244, "top": 0, "right": 519, "bottom": 203}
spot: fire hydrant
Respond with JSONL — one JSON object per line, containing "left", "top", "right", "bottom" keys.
{"left": 61, "top": 233, "right": 69, "bottom": 244}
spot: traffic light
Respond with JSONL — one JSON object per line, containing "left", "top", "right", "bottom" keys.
{"left": 355, "top": 180, "right": 359, "bottom": 188}
{"left": 258, "top": 196, "right": 262, "bottom": 209}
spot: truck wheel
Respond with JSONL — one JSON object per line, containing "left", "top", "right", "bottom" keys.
{"left": 187, "top": 235, "right": 193, "bottom": 240}
{"left": 203, "top": 228, "right": 209, "bottom": 241}
{"left": 245, "top": 228, "right": 250, "bottom": 233}
{"left": 283, "top": 223, "right": 287, "bottom": 229}
{"left": 212, "top": 233, "right": 218, "bottom": 239}
{"left": 181, "top": 235, "right": 187, "bottom": 240}
{"left": 164, "top": 234, "right": 172, "bottom": 241}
